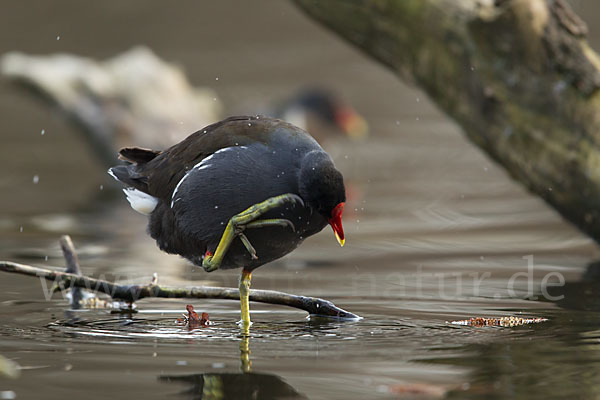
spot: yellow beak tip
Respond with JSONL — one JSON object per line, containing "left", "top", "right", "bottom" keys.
{"left": 338, "top": 238, "right": 345, "bottom": 247}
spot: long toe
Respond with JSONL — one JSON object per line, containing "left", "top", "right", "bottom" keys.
{"left": 283, "top": 219, "right": 296, "bottom": 232}
{"left": 287, "top": 194, "right": 305, "bottom": 208}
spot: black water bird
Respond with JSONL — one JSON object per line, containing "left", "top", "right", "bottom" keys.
{"left": 109, "top": 116, "right": 346, "bottom": 328}
{"left": 273, "top": 88, "right": 368, "bottom": 143}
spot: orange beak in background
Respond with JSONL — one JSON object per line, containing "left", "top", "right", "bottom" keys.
{"left": 334, "top": 107, "right": 369, "bottom": 139}
{"left": 328, "top": 202, "right": 345, "bottom": 247}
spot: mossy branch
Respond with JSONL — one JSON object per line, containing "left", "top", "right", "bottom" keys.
{"left": 293, "top": 0, "right": 600, "bottom": 243}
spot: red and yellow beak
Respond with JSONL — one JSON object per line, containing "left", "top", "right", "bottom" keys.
{"left": 328, "top": 202, "right": 345, "bottom": 247}
{"left": 334, "top": 107, "right": 369, "bottom": 139}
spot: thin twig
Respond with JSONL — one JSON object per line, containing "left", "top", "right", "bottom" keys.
{"left": 59, "top": 235, "right": 81, "bottom": 275}
{"left": 58, "top": 235, "right": 84, "bottom": 307}
{"left": 0, "top": 261, "right": 360, "bottom": 319}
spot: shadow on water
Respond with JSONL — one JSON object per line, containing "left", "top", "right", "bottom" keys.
{"left": 544, "top": 260, "right": 600, "bottom": 311}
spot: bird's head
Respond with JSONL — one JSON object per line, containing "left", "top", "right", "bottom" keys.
{"left": 299, "top": 151, "right": 346, "bottom": 246}
{"left": 286, "top": 89, "right": 369, "bottom": 139}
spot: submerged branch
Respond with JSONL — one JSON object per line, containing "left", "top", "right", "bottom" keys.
{"left": 0, "top": 260, "right": 359, "bottom": 320}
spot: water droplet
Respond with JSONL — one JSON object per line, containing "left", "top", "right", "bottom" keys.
{"left": 32, "top": 175, "right": 39, "bottom": 184}
{"left": 213, "top": 97, "right": 217, "bottom": 101}
{"left": 19, "top": 226, "right": 23, "bottom": 233}
{"left": 44, "top": 255, "right": 48, "bottom": 261}
{"left": 41, "top": 129, "right": 45, "bottom": 135}
{"left": 248, "top": 123, "right": 251, "bottom": 126}
{"left": 214, "top": 205, "right": 219, "bottom": 209}
{"left": 56, "top": 35, "right": 60, "bottom": 40}
{"left": 215, "top": 77, "right": 219, "bottom": 81}
{"left": 99, "top": 185, "right": 104, "bottom": 190}
{"left": 416, "top": 97, "right": 420, "bottom": 102}
{"left": 416, "top": 117, "right": 419, "bottom": 121}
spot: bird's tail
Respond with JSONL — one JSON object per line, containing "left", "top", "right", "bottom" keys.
{"left": 108, "top": 147, "right": 159, "bottom": 192}
{"left": 118, "top": 147, "right": 160, "bottom": 163}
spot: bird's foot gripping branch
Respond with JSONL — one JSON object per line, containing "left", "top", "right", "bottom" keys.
{"left": 0, "top": 235, "right": 360, "bottom": 321}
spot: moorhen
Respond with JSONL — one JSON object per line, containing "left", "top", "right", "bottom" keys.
{"left": 273, "top": 88, "right": 368, "bottom": 143}
{"left": 109, "top": 115, "right": 346, "bottom": 328}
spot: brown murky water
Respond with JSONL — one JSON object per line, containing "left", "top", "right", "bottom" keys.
{"left": 2, "top": 1, "right": 600, "bottom": 399}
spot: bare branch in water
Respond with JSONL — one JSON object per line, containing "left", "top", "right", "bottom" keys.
{"left": 0, "top": 237, "right": 359, "bottom": 320}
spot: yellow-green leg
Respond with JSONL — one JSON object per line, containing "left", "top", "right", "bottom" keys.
{"left": 239, "top": 268, "right": 252, "bottom": 331}
{"left": 202, "top": 193, "right": 303, "bottom": 272}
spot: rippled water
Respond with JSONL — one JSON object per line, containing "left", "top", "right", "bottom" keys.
{"left": 2, "top": 1, "right": 600, "bottom": 399}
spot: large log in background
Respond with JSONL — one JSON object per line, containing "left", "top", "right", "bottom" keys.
{"left": 293, "top": 0, "right": 600, "bottom": 243}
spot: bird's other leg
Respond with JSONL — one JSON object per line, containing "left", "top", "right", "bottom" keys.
{"left": 239, "top": 268, "right": 252, "bottom": 333}
{"left": 202, "top": 193, "right": 303, "bottom": 272}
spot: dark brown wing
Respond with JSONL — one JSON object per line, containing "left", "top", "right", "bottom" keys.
{"left": 121, "top": 116, "right": 295, "bottom": 200}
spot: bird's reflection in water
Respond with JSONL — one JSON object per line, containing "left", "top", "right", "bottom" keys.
{"left": 239, "top": 335, "right": 251, "bottom": 373}
{"left": 159, "top": 336, "right": 308, "bottom": 400}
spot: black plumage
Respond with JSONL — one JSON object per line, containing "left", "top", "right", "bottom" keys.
{"left": 110, "top": 115, "right": 346, "bottom": 272}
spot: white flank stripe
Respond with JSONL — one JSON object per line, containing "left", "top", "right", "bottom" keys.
{"left": 170, "top": 147, "right": 238, "bottom": 208}
{"left": 214, "top": 147, "right": 235, "bottom": 155}
{"left": 107, "top": 168, "right": 118, "bottom": 181}
{"left": 123, "top": 188, "right": 158, "bottom": 215}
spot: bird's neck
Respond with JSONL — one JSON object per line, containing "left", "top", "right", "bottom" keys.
{"left": 298, "top": 150, "right": 335, "bottom": 207}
